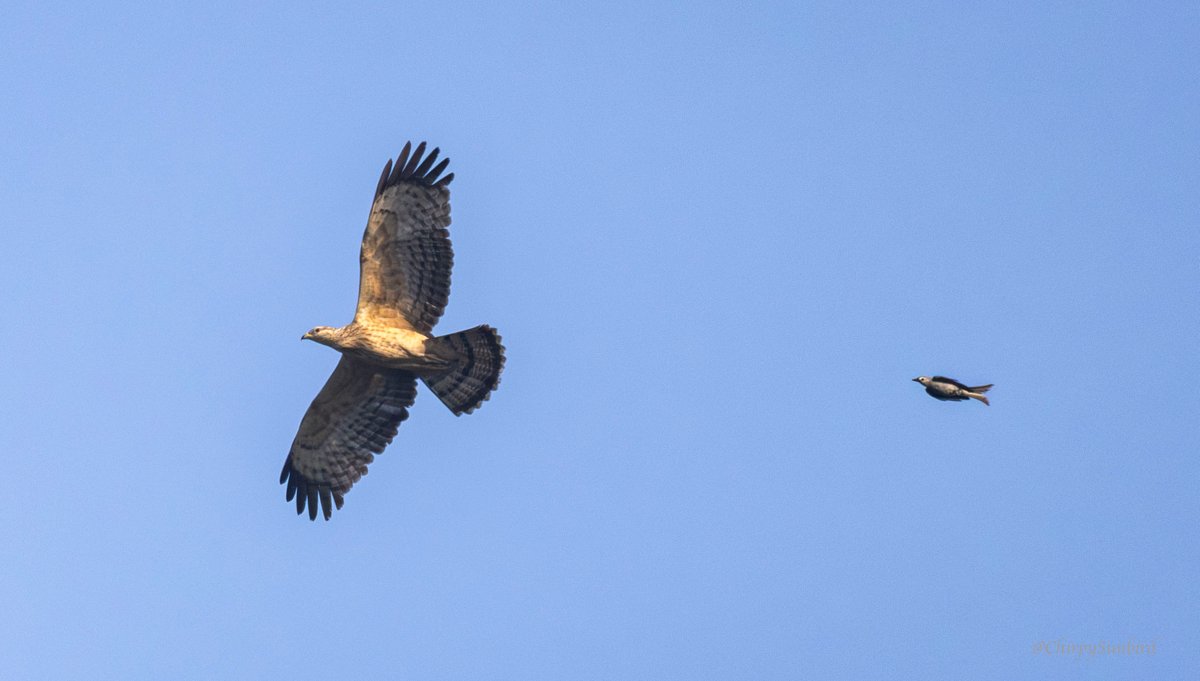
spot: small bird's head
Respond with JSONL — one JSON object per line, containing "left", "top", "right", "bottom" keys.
{"left": 913, "top": 376, "right": 931, "bottom": 385}
{"left": 302, "top": 326, "right": 338, "bottom": 346}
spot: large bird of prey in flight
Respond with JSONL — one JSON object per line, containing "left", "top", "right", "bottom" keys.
{"left": 280, "top": 142, "right": 505, "bottom": 520}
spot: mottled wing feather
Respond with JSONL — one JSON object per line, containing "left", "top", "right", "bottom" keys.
{"left": 931, "top": 376, "right": 969, "bottom": 390}
{"left": 279, "top": 356, "right": 418, "bottom": 520}
{"left": 355, "top": 141, "right": 455, "bottom": 333}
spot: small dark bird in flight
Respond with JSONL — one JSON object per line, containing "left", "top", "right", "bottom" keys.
{"left": 912, "top": 376, "right": 993, "bottom": 406}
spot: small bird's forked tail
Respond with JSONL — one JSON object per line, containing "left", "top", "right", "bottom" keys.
{"left": 967, "top": 383, "right": 993, "bottom": 406}
{"left": 422, "top": 325, "right": 505, "bottom": 415}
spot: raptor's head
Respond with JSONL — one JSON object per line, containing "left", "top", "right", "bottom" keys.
{"left": 912, "top": 376, "right": 931, "bottom": 385}
{"left": 302, "top": 326, "right": 338, "bottom": 346}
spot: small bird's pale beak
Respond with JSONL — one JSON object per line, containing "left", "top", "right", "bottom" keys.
{"left": 302, "top": 332, "right": 313, "bottom": 341}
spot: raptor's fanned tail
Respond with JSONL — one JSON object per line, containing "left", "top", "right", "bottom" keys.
{"left": 422, "top": 325, "right": 505, "bottom": 415}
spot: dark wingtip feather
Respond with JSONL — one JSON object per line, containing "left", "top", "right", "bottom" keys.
{"left": 282, "top": 456, "right": 343, "bottom": 521}
{"left": 378, "top": 141, "right": 454, "bottom": 193}
{"left": 427, "top": 158, "right": 450, "bottom": 184}
{"left": 402, "top": 141, "right": 427, "bottom": 176}
{"left": 395, "top": 142, "right": 412, "bottom": 174}
{"left": 375, "top": 159, "right": 393, "bottom": 197}
{"left": 319, "top": 487, "right": 333, "bottom": 521}
{"left": 413, "top": 147, "right": 439, "bottom": 178}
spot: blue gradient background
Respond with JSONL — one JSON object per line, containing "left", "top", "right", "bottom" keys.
{"left": 1, "top": 2, "right": 1196, "bottom": 679}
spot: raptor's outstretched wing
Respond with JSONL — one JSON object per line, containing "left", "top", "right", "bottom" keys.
{"left": 354, "top": 141, "right": 455, "bottom": 333}
{"left": 280, "top": 357, "right": 418, "bottom": 520}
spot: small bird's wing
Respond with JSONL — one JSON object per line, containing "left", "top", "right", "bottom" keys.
{"left": 931, "top": 376, "right": 970, "bottom": 390}
{"left": 354, "top": 141, "right": 455, "bottom": 334}
{"left": 926, "top": 386, "right": 967, "bottom": 401}
{"left": 280, "top": 357, "right": 418, "bottom": 520}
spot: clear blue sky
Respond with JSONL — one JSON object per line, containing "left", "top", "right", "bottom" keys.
{"left": 1, "top": 1, "right": 1196, "bottom": 679}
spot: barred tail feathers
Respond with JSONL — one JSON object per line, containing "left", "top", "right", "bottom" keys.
{"left": 422, "top": 325, "right": 505, "bottom": 415}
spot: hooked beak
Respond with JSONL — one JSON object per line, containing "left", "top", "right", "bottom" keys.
{"left": 302, "top": 332, "right": 313, "bottom": 341}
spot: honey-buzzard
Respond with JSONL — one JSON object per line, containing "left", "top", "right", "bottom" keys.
{"left": 280, "top": 142, "right": 504, "bottom": 520}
